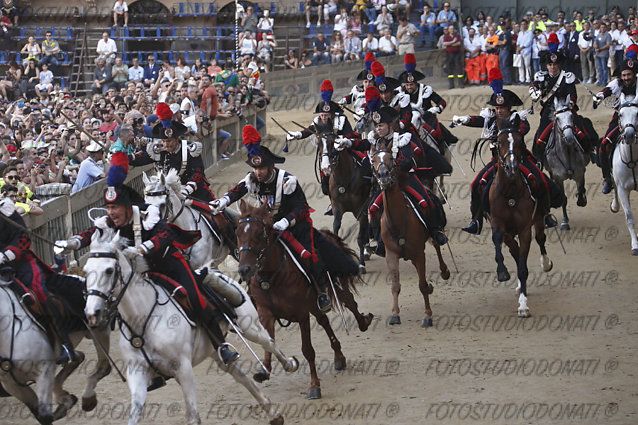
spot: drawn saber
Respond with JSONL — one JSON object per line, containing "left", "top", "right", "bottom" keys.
{"left": 444, "top": 142, "right": 466, "bottom": 176}
{"left": 271, "top": 117, "right": 294, "bottom": 152}
{"left": 222, "top": 312, "right": 269, "bottom": 372}
{"left": 446, "top": 241, "right": 459, "bottom": 273}
{"left": 326, "top": 272, "right": 350, "bottom": 335}
{"left": 82, "top": 320, "right": 127, "bottom": 382}
{"left": 433, "top": 178, "right": 452, "bottom": 210}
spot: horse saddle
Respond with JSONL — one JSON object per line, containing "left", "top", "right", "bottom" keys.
{"left": 189, "top": 203, "right": 239, "bottom": 257}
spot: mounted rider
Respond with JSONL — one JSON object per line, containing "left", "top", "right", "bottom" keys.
{"left": 211, "top": 125, "right": 360, "bottom": 314}
{"left": 0, "top": 195, "right": 85, "bottom": 365}
{"left": 368, "top": 106, "right": 449, "bottom": 254}
{"left": 453, "top": 67, "right": 562, "bottom": 234}
{"left": 55, "top": 152, "right": 240, "bottom": 368}
{"left": 337, "top": 51, "right": 377, "bottom": 111}
{"left": 529, "top": 35, "right": 596, "bottom": 166}
{"left": 593, "top": 49, "right": 638, "bottom": 194}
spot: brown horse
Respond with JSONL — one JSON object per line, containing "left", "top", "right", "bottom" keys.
{"left": 370, "top": 141, "right": 450, "bottom": 328}
{"left": 321, "top": 132, "right": 372, "bottom": 273}
{"left": 235, "top": 200, "right": 374, "bottom": 399}
{"left": 488, "top": 117, "right": 553, "bottom": 317}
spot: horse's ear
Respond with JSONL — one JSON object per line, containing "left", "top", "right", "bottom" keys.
{"left": 238, "top": 199, "right": 247, "bottom": 214}
{"left": 511, "top": 113, "right": 520, "bottom": 129}
{"left": 142, "top": 171, "right": 150, "bottom": 186}
{"left": 160, "top": 173, "right": 166, "bottom": 186}
{"left": 113, "top": 230, "right": 120, "bottom": 245}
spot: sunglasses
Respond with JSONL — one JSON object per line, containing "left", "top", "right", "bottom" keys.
{"left": 5, "top": 175, "right": 18, "bottom": 180}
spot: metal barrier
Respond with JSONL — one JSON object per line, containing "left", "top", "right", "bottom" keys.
{"left": 22, "top": 106, "right": 266, "bottom": 265}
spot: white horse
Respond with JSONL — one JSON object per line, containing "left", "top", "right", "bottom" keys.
{"left": 143, "top": 169, "right": 237, "bottom": 269}
{"left": 544, "top": 95, "right": 590, "bottom": 230}
{"left": 610, "top": 92, "right": 638, "bottom": 254}
{"left": 83, "top": 228, "right": 296, "bottom": 425}
{"left": 0, "top": 274, "right": 112, "bottom": 424}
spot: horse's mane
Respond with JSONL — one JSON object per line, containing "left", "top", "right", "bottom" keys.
{"left": 90, "top": 227, "right": 132, "bottom": 252}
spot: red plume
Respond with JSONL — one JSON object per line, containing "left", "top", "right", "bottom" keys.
{"left": 242, "top": 125, "right": 261, "bottom": 156}
{"left": 319, "top": 79, "right": 333, "bottom": 92}
{"left": 370, "top": 60, "right": 385, "bottom": 77}
{"left": 404, "top": 53, "right": 416, "bottom": 65}
{"left": 547, "top": 32, "right": 559, "bottom": 43}
{"left": 155, "top": 102, "right": 173, "bottom": 120}
{"left": 488, "top": 67, "right": 503, "bottom": 82}
{"left": 365, "top": 86, "right": 380, "bottom": 101}
{"left": 363, "top": 52, "right": 375, "bottom": 62}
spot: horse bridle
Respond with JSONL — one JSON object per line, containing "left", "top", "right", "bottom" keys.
{"left": 619, "top": 102, "right": 638, "bottom": 142}
{"left": 85, "top": 251, "right": 135, "bottom": 325}
{"left": 371, "top": 148, "right": 397, "bottom": 186}
{"left": 237, "top": 216, "right": 273, "bottom": 268}
{"left": 496, "top": 128, "right": 523, "bottom": 168}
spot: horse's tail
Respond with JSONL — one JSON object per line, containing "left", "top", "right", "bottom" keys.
{"left": 319, "top": 229, "right": 361, "bottom": 295}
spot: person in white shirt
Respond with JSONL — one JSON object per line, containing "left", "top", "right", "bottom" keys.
{"left": 180, "top": 85, "right": 197, "bottom": 117}
{"left": 578, "top": 21, "right": 595, "bottom": 83}
{"left": 378, "top": 28, "right": 396, "bottom": 56}
{"left": 96, "top": 32, "right": 117, "bottom": 65}
{"left": 112, "top": 0, "right": 128, "bottom": 27}
{"left": 333, "top": 7, "right": 349, "bottom": 38}
{"left": 374, "top": 5, "right": 393, "bottom": 35}
{"left": 614, "top": 21, "right": 629, "bottom": 69}
{"left": 515, "top": 20, "right": 534, "bottom": 84}
{"left": 463, "top": 28, "right": 482, "bottom": 85}
{"left": 362, "top": 32, "right": 379, "bottom": 53}
{"left": 343, "top": 30, "right": 362, "bottom": 62}
{"left": 531, "top": 28, "right": 547, "bottom": 74}
{"left": 127, "top": 57, "right": 143, "bottom": 83}
{"left": 35, "top": 63, "right": 53, "bottom": 97}
{"left": 238, "top": 30, "right": 257, "bottom": 56}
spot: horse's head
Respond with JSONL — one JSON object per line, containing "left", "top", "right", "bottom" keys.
{"left": 496, "top": 117, "right": 525, "bottom": 179}
{"left": 618, "top": 92, "right": 638, "bottom": 143}
{"left": 553, "top": 95, "right": 576, "bottom": 143}
{"left": 371, "top": 137, "right": 396, "bottom": 190}
{"left": 143, "top": 170, "right": 168, "bottom": 209}
{"left": 319, "top": 132, "right": 336, "bottom": 172}
{"left": 83, "top": 228, "right": 132, "bottom": 327}
{"left": 236, "top": 200, "right": 275, "bottom": 281}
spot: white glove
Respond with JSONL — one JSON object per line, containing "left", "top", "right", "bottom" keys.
{"left": 0, "top": 253, "right": 9, "bottom": 266}
{"left": 334, "top": 137, "right": 352, "bottom": 151}
{"left": 479, "top": 108, "right": 495, "bottom": 120}
{"left": 353, "top": 108, "right": 364, "bottom": 122}
{"left": 529, "top": 87, "right": 541, "bottom": 102}
{"left": 54, "top": 239, "right": 80, "bottom": 256}
{"left": 514, "top": 109, "right": 530, "bottom": 121}
{"left": 452, "top": 115, "right": 470, "bottom": 125}
{"left": 427, "top": 105, "right": 442, "bottom": 114}
{"left": 593, "top": 92, "right": 604, "bottom": 106}
{"left": 286, "top": 131, "right": 302, "bottom": 141}
{"left": 122, "top": 246, "right": 141, "bottom": 259}
{"left": 209, "top": 197, "right": 229, "bottom": 215}
{"left": 273, "top": 218, "right": 289, "bottom": 232}
{"left": 337, "top": 97, "right": 348, "bottom": 106}
{"left": 180, "top": 182, "right": 196, "bottom": 198}
{"left": 321, "top": 155, "right": 330, "bottom": 174}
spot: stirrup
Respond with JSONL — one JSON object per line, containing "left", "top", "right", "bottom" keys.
{"left": 602, "top": 179, "right": 613, "bottom": 194}
{"left": 55, "top": 344, "right": 76, "bottom": 365}
{"left": 324, "top": 204, "right": 333, "bottom": 216}
{"left": 317, "top": 292, "right": 332, "bottom": 313}
{"left": 218, "top": 343, "right": 240, "bottom": 365}
{"left": 461, "top": 219, "right": 482, "bottom": 235}
{"left": 544, "top": 214, "right": 558, "bottom": 228}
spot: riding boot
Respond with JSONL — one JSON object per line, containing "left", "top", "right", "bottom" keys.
{"left": 532, "top": 142, "right": 545, "bottom": 169}
{"left": 200, "top": 304, "right": 239, "bottom": 365}
{"left": 310, "top": 260, "right": 332, "bottom": 313}
{"left": 369, "top": 211, "right": 385, "bottom": 257}
{"left": 321, "top": 174, "right": 330, "bottom": 196}
{"left": 42, "top": 298, "right": 78, "bottom": 365}
{"left": 427, "top": 193, "right": 448, "bottom": 245}
{"left": 600, "top": 145, "right": 613, "bottom": 194}
{"left": 462, "top": 189, "right": 483, "bottom": 235}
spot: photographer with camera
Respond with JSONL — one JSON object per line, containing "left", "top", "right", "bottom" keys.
{"left": 578, "top": 21, "right": 596, "bottom": 84}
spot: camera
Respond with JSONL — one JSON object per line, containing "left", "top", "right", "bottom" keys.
{"left": 39, "top": 164, "right": 46, "bottom": 169}
{"left": 68, "top": 128, "right": 75, "bottom": 134}
{"left": 134, "top": 117, "right": 144, "bottom": 126}
{"left": 56, "top": 149, "right": 64, "bottom": 155}
{"left": 202, "top": 116, "right": 209, "bottom": 122}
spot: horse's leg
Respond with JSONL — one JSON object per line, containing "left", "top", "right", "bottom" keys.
{"left": 515, "top": 227, "right": 532, "bottom": 317}
{"left": 336, "top": 281, "right": 374, "bottom": 332}
{"left": 313, "top": 310, "right": 347, "bottom": 370}
{"left": 33, "top": 359, "right": 56, "bottom": 425}
{"left": 1, "top": 379, "right": 48, "bottom": 424}
{"left": 433, "top": 242, "right": 450, "bottom": 280}
{"left": 556, "top": 179, "right": 570, "bottom": 230}
{"left": 491, "top": 226, "right": 510, "bottom": 281}
{"left": 174, "top": 359, "right": 201, "bottom": 425}
{"left": 535, "top": 217, "right": 553, "bottom": 272}
{"left": 386, "top": 249, "right": 402, "bottom": 325}
{"left": 299, "top": 317, "right": 321, "bottom": 399}
{"left": 81, "top": 327, "right": 112, "bottom": 411}
{"left": 617, "top": 185, "right": 638, "bottom": 254}
{"left": 332, "top": 208, "right": 343, "bottom": 236}
{"left": 576, "top": 168, "right": 588, "bottom": 207}
{"left": 51, "top": 351, "right": 84, "bottom": 420}
{"left": 126, "top": 363, "right": 151, "bottom": 425}
{"left": 414, "top": 249, "right": 434, "bottom": 327}
{"left": 357, "top": 214, "right": 369, "bottom": 273}
{"left": 251, "top": 304, "right": 276, "bottom": 381}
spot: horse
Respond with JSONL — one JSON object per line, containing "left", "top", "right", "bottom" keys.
{"left": 488, "top": 117, "right": 553, "bottom": 317}
{"left": 0, "top": 273, "right": 112, "bottom": 424}
{"left": 83, "top": 228, "right": 295, "bottom": 425}
{"left": 370, "top": 139, "right": 450, "bottom": 327}
{"left": 143, "top": 169, "right": 237, "bottom": 269}
{"left": 321, "top": 132, "right": 371, "bottom": 273}
{"left": 543, "top": 95, "right": 590, "bottom": 230}
{"left": 235, "top": 200, "right": 374, "bottom": 399}
{"left": 610, "top": 92, "right": 638, "bottom": 255}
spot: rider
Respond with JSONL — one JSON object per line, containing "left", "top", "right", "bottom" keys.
{"left": 0, "top": 191, "right": 85, "bottom": 364}
{"left": 338, "top": 51, "right": 376, "bottom": 110}
{"left": 453, "top": 67, "right": 560, "bottom": 234}
{"left": 211, "top": 125, "right": 360, "bottom": 314}
{"left": 593, "top": 54, "right": 638, "bottom": 194}
{"left": 367, "top": 106, "right": 449, "bottom": 254}
{"left": 55, "top": 152, "right": 239, "bottom": 366}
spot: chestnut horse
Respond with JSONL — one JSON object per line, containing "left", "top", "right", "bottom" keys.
{"left": 488, "top": 117, "right": 553, "bottom": 317}
{"left": 235, "top": 200, "right": 373, "bottom": 399}
{"left": 370, "top": 140, "right": 450, "bottom": 328}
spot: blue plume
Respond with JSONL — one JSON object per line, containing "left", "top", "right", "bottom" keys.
{"left": 374, "top": 75, "right": 385, "bottom": 85}
{"left": 489, "top": 78, "right": 503, "bottom": 95}
{"left": 367, "top": 97, "right": 381, "bottom": 112}
{"left": 548, "top": 42, "right": 558, "bottom": 53}
{"left": 160, "top": 118, "right": 172, "bottom": 128}
{"left": 364, "top": 60, "right": 373, "bottom": 70}
{"left": 320, "top": 90, "right": 333, "bottom": 102}
{"left": 245, "top": 143, "right": 260, "bottom": 156}
{"left": 106, "top": 165, "right": 127, "bottom": 187}
{"left": 627, "top": 49, "right": 637, "bottom": 60}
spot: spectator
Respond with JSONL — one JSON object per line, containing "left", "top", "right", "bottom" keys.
{"left": 564, "top": 21, "right": 582, "bottom": 80}
{"left": 96, "top": 32, "right": 117, "bottom": 65}
{"left": 311, "top": 32, "right": 330, "bottom": 65}
{"left": 180, "top": 85, "right": 197, "bottom": 117}
{"left": 21, "top": 59, "right": 39, "bottom": 98}
{"left": 349, "top": 11, "right": 362, "bottom": 35}
{"left": 0, "top": 7, "right": 13, "bottom": 44}
{"left": 112, "top": 0, "right": 128, "bottom": 27}
{"left": 239, "top": 30, "right": 257, "bottom": 57}
{"left": 362, "top": 32, "right": 379, "bottom": 53}
{"left": 435, "top": 2, "right": 456, "bottom": 38}
{"left": 257, "top": 34, "right": 277, "bottom": 72}
{"left": 128, "top": 57, "right": 143, "bottom": 83}
{"left": 442, "top": 25, "right": 463, "bottom": 88}
{"left": 374, "top": 5, "right": 393, "bottom": 35}
{"left": 20, "top": 36, "right": 41, "bottom": 66}
{"left": 1, "top": 2, "right": 18, "bottom": 27}
{"left": 284, "top": 49, "right": 299, "bottom": 69}
{"left": 299, "top": 50, "right": 313, "bottom": 68}
{"left": 516, "top": 19, "right": 534, "bottom": 84}
{"left": 420, "top": 4, "right": 436, "bottom": 47}
{"left": 92, "top": 58, "right": 113, "bottom": 94}
{"left": 174, "top": 57, "right": 190, "bottom": 88}
{"left": 71, "top": 142, "right": 104, "bottom": 193}
{"left": 256, "top": 9, "right": 274, "bottom": 41}
{"left": 330, "top": 31, "right": 345, "bottom": 63}
{"left": 111, "top": 56, "right": 128, "bottom": 90}
{"left": 241, "top": 5, "right": 259, "bottom": 33}
{"left": 39, "top": 31, "right": 60, "bottom": 69}
{"left": 207, "top": 57, "right": 221, "bottom": 77}
{"left": 143, "top": 55, "right": 160, "bottom": 86}
{"left": 352, "top": 0, "right": 366, "bottom": 16}
{"left": 200, "top": 74, "right": 218, "bottom": 121}
{"left": 0, "top": 61, "right": 19, "bottom": 99}
{"left": 387, "top": 0, "right": 410, "bottom": 19}
{"left": 497, "top": 21, "right": 513, "bottom": 85}
{"left": 344, "top": 30, "right": 362, "bottom": 62}
{"left": 215, "top": 60, "right": 240, "bottom": 87}
{"left": 364, "top": 1, "right": 380, "bottom": 24}
{"left": 99, "top": 108, "right": 118, "bottom": 139}
{"left": 396, "top": 15, "right": 419, "bottom": 55}
{"left": 594, "top": 22, "right": 612, "bottom": 86}
{"left": 334, "top": 7, "right": 350, "bottom": 38}
{"left": 579, "top": 21, "right": 595, "bottom": 84}
{"left": 305, "top": 0, "right": 326, "bottom": 28}
{"left": 34, "top": 63, "right": 53, "bottom": 97}
{"left": 464, "top": 28, "right": 482, "bottom": 85}
{"left": 613, "top": 19, "right": 628, "bottom": 69}
{"left": 531, "top": 28, "right": 547, "bottom": 74}
{"left": 377, "top": 28, "right": 397, "bottom": 56}
{"left": 109, "top": 122, "right": 135, "bottom": 154}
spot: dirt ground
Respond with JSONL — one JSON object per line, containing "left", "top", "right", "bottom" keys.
{"left": 2, "top": 85, "right": 637, "bottom": 425}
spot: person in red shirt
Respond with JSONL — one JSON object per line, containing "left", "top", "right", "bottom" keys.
{"left": 442, "top": 26, "right": 464, "bottom": 89}
{"left": 200, "top": 74, "right": 218, "bottom": 121}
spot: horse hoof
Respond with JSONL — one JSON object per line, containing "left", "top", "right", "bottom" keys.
{"left": 388, "top": 315, "right": 401, "bottom": 325}
{"left": 360, "top": 313, "right": 374, "bottom": 332}
{"left": 307, "top": 387, "right": 322, "bottom": 400}
{"left": 81, "top": 395, "right": 97, "bottom": 412}
{"left": 440, "top": 269, "right": 450, "bottom": 280}
{"left": 497, "top": 270, "right": 510, "bottom": 282}
{"left": 543, "top": 260, "right": 553, "bottom": 272}
{"left": 253, "top": 368, "right": 271, "bottom": 383}
{"left": 577, "top": 196, "right": 587, "bottom": 207}
{"left": 363, "top": 248, "right": 372, "bottom": 261}
{"left": 427, "top": 283, "right": 434, "bottom": 294}
{"left": 38, "top": 414, "right": 53, "bottom": 425}
{"left": 421, "top": 318, "right": 433, "bottom": 327}
{"left": 518, "top": 309, "right": 530, "bottom": 318}
{"left": 358, "top": 264, "right": 367, "bottom": 274}
{"left": 269, "top": 414, "right": 285, "bottom": 425}
{"left": 560, "top": 222, "right": 570, "bottom": 231}
{"left": 334, "top": 357, "right": 347, "bottom": 371}
{"left": 610, "top": 201, "right": 619, "bottom": 213}
{"left": 286, "top": 356, "right": 300, "bottom": 373}
{"left": 632, "top": 249, "right": 638, "bottom": 256}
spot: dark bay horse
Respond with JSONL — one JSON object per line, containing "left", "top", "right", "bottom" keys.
{"left": 321, "top": 132, "right": 372, "bottom": 273}
{"left": 488, "top": 117, "right": 553, "bottom": 317}
{"left": 235, "top": 200, "right": 374, "bottom": 399}
{"left": 370, "top": 141, "right": 450, "bottom": 327}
